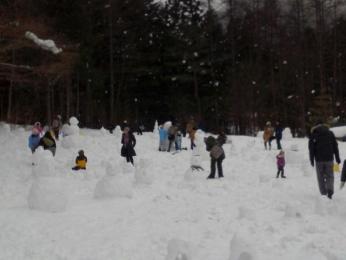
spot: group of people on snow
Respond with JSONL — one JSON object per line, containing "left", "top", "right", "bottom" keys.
{"left": 26, "top": 115, "right": 346, "bottom": 199}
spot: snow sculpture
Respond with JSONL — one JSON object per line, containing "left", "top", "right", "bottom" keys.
{"left": 25, "top": 31, "right": 62, "bottom": 54}
{"left": 113, "top": 125, "right": 122, "bottom": 137}
{"left": 0, "top": 122, "right": 11, "bottom": 136}
{"left": 165, "top": 239, "right": 195, "bottom": 260}
{"left": 61, "top": 117, "right": 81, "bottom": 149}
{"left": 282, "top": 128, "right": 293, "bottom": 140}
{"left": 28, "top": 149, "right": 67, "bottom": 212}
{"left": 153, "top": 120, "right": 159, "bottom": 135}
{"left": 94, "top": 163, "right": 133, "bottom": 199}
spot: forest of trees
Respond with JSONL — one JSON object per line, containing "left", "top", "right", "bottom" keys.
{"left": 1, "top": 0, "right": 346, "bottom": 135}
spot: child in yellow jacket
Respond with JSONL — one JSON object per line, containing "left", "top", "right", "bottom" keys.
{"left": 72, "top": 150, "right": 87, "bottom": 170}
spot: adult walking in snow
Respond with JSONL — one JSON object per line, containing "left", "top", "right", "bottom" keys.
{"left": 205, "top": 136, "right": 225, "bottom": 179}
{"left": 121, "top": 127, "right": 136, "bottom": 165}
{"left": 263, "top": 121, "right": 274, "bottom": 150}
{"left": 275, "top": 121, "right": 283, "bottom": 150}
{"left": 167, "top": 124, "right": 178, "bottom": 152}
{"left": 186, "top": 118, "right": 197, "bottom": 150}
{"left": 39, "top": 129, "right": 57, "bottom": 156}
{"left": 309, "top": 121, "right": 341, "bottom": 199}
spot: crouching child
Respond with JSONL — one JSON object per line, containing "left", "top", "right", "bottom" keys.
{"left": 205, "top": 136, "right": 225, "bottom": 179}
{"left": 28, "top": 128, "right": 41, "bottom": 154}
{"left": 72, "top": 150, "right": 87, "bottom": 170}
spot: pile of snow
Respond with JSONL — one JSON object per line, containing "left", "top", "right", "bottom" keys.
{"left": 27, "top": 149, "right": 67, "bottom": 212}
{"left": 228, "top": 233, "right": 257, "bottom": 260}
{"left": 165, "top": 239, "right": 195, "bottom": 260}
{"left": 94, "top": 163, "right": 133, "bottom": 199}
{"left": 25, "top": 31, "right": 62, "bottom": 54}
{"left": 330, "top": 126, "right": 346, "bottom": 138}
{"left": 0, "top": 122, "right": 11, "bottom": 136}
{"left": 134, "top": 159, "right": 153, "bottom": 185}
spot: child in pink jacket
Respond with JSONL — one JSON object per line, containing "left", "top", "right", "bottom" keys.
{"left": 276, "top": 150, "right": 286, "bottom": 178}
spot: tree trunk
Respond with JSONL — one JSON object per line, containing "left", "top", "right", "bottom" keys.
{"left": 109, "top": 0, "right": 115, "bottom": 124}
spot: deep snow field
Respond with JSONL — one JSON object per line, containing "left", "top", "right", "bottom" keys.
{"left": 1, "top": 124, "right": 346, "bottom": 260}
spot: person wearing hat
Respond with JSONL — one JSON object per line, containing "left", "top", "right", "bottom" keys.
{"left": 28, "top": 127, "right": 41, "bottom": 154}
{"left": 309, "top": 120, "right": 341, "bottom": 199}
{"left": 72, "top": 150, "right": 88, "bottom": 170}
{"left": 263, "top": 121, "right": 274, "bottom": 150}
{"left": 205, "top": 136, "right": 225, "bottom": 179}
{"left": 121, "top": 126, "right": 136, "bottom": 165}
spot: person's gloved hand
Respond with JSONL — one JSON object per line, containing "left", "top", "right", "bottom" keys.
{"left": 336, "top": 158, "right": 341, "bottom": 164}
{"left": 310, "top": 160, "right": 314, "bottom": 167}
{"left": 340, "top": 182, "right": 345, "bottom": 189}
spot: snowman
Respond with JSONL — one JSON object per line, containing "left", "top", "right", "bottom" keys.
{"left": 61, "top": 116, "right": 81, "bottom": 149}
{"left": 27, "top": 148, "right": 67, "bottom": 212}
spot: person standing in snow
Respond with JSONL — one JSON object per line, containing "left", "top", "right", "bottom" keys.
{"left": 186, "top": 118, "right": 197, "bottom": 150}
{"left": 39, "top": 129, "right": 57, "bottom": 156}
{"left": 276, "top": 150, "right": 286, "bottom": 178}
{"left": 52, "top": 115, "right": 62, "bottom": 140}
{"left": 159, "top": 125, "right": 168, "bottom": 151}
{"left": 175, "top": 130, "right": 183, "bottom": 151}
{"left": 205, "top": 136, "right": 225, "bottom": 179}
{"left": 263, "top": 121, "right": 274, "bottom": 150}
{"left": 121, "top": 127, "right": 136, "bottom": 165}
{"left": 28, "top": 128, "right": 41, "bottom": 153}
{"left": 275, "top": 121, "right": 283, "bottom": 150}
{"left": 167, "top": 124, "right": 178, "bottom": 152}
{"left": 217, "top": 131, "right": 227, "bottom": 146}
{"left": 309, "top": 121, "right": 341, "bottom": 199}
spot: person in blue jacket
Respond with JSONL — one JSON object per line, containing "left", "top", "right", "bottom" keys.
{"left": 28, "top": 128, "right": 41, "bottom": 154}
{"left": 159, "top": 125, "right": 168, "bottom": 151}
{"left": 275, "top": 121, "right": 283, "bottom": 150}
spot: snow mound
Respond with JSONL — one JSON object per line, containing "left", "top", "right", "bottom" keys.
{"left": 28, "top": 149, "right": 67, "bottom": 212}
{"left": 135, "top": 159, "right": 153, "bottom": 185}
{"left": 153, "top": 120, "right": 159, "bottom": 135}
{"left": 69, "top": 117, "right": 79, "bottom": 126}
{"left": 61, "top": 135, "right": 82, "bottom": 149}
{"left": 165, "top": 239, "right": 195, "bottom": 260}
{"left": 229, "top": 233, "right": 257, "bottom": 260}
{"left": 0, "top": 122, "right": 11, "bottom": 136}
{"left": 32, "top": 148, "right": 56, "bottom": 177}
{"left": 330, "top": 126, "right": 346, "bottom": 138}
{"left": 28, "top": 177, "right": 67, "bottom": 213}
{"left": 163, "top": 121, "right": 172, "bottom": 130}
{"left": 94, "top": 164, "right": 133, "bottom": 199}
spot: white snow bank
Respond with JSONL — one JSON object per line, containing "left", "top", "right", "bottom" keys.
{"left": 330, "top": 126, "right": 346, "bottom": 138}
{"left": 25, "top": 31, "right": 62, "bottom": 54}
{"left": 229, "top": 232, "right": 257, "bottom": 260}
{"left": 165, "top": 239, "right": 195, "bottom": 260}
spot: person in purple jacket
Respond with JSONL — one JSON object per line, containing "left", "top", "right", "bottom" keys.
{"left": 276, "top": 150, "right": 286, "bottom": 178}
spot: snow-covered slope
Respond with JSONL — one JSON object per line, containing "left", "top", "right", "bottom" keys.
{"left": 1, "top": 125, "right": 346, "bottom": 259}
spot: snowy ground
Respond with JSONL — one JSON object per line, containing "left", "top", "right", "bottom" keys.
{"left": 1, "top": 126, "right": 346, "bottom": 260}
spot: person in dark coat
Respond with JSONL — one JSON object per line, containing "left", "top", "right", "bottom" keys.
{"left": 39, "top": 130, "right": 57, "bottom": 156}
{"left": 121, "top": 127, "right": 136, "bottom": 165}
{"left": 275, "top": 122, "right": 283, "bottom": 150}
{"left": 341, "top": 160, "right": 346, "bottom": 189}
{"left": 217, "top": 131, "right": 227, "bottom": 146}
{"left": 309, "top": 121, "right": 341, "bottom": 199}
{"left": 52, "top": 115, "right": 62, "bottom": 140}
{"left": 205, "top": 136, "right": 225, "bottom": 179}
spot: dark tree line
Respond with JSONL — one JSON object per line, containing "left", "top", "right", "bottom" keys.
{"left": 1, "top": 0, "right": 346, "bottom": 134}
